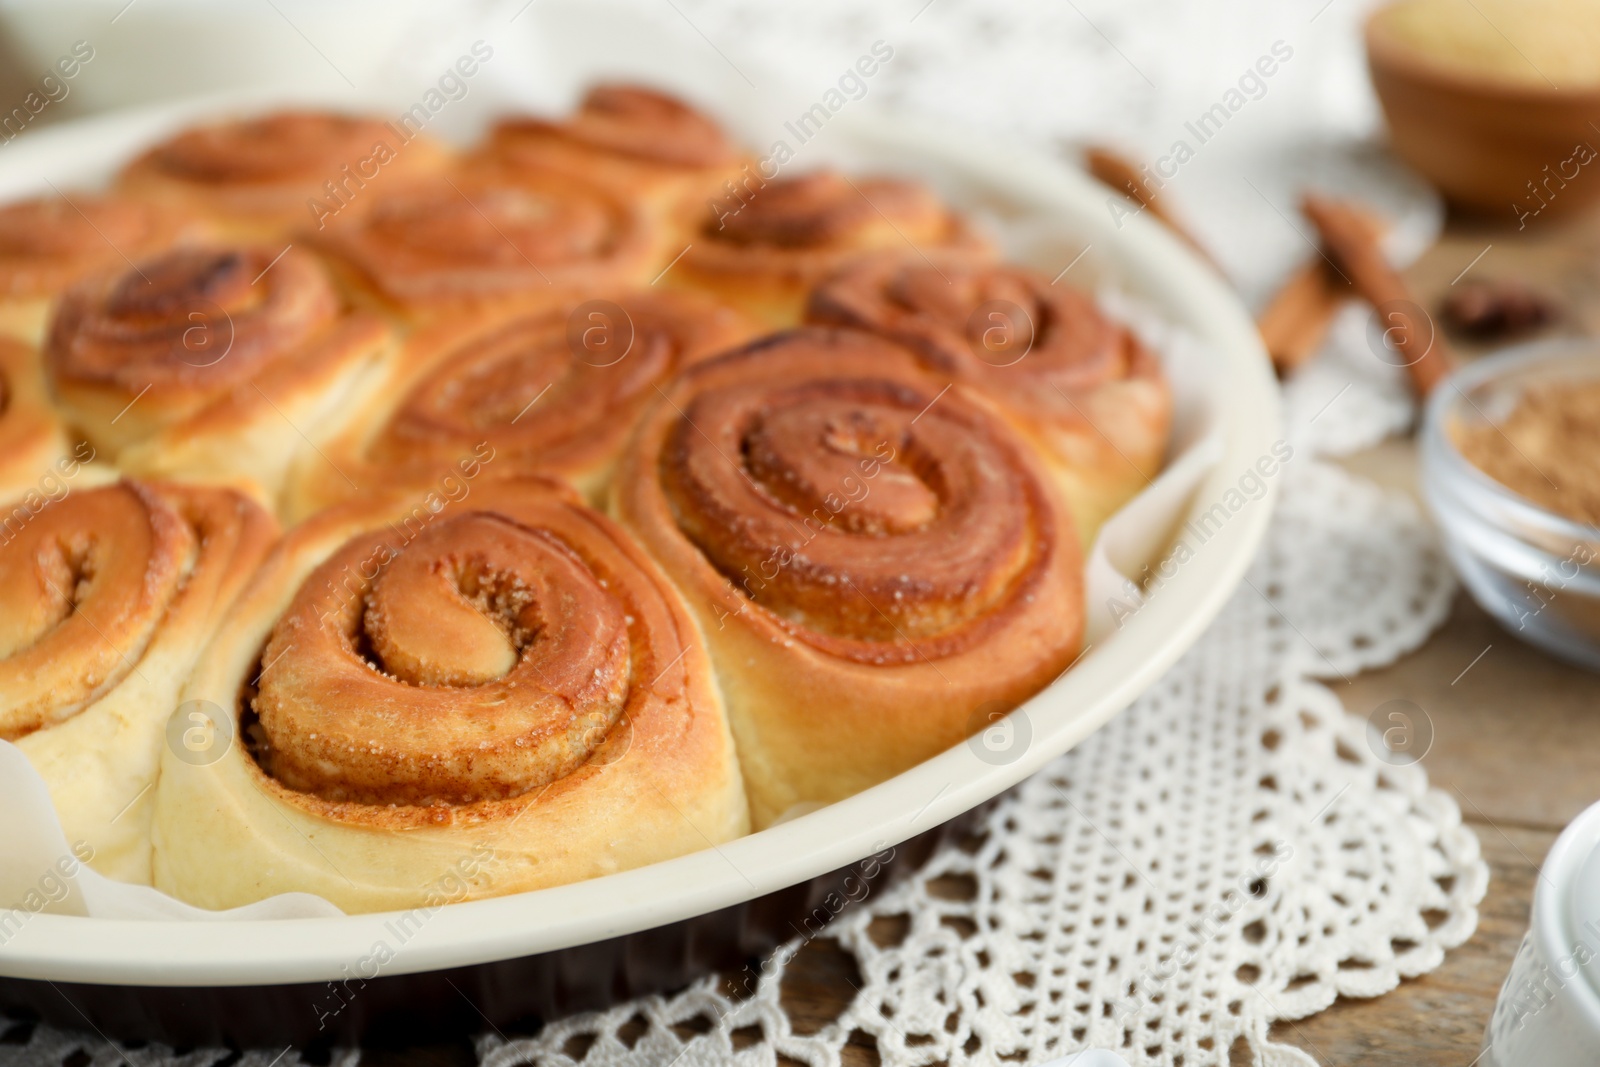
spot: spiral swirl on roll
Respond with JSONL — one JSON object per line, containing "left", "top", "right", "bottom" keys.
{"left": 141, "top": 111, "right": 395, "bottom": 186}
{"left": 614, "top": 327, "right": 1083, "bottom": 825}
{"left": 154, "top": 478, "right": 746, "bottom": 909}
{"left": 48, "top": 245, "right": 338, "bottom": 398}
{"left": 313, "top": 172, "right": 663, "bottom": 317}
{"left": 807, "top": 258, "right": 1172, "bottom": 538}
{"left": 249, "top": 479, "right": 721, "bottom": 810}
{"left": 289, "top": 290, "right": 754, "bottom": 516}
{"left": 120, "top": 110, "right": 445, "bottom": 236}
{"left": 655, "top": 328, "right": 1066, "bottom": 660}
{"left": 7, "top": 478, "right": 276, "bottom": 882}
{"left": 715, "top": 173, "right": 952, "bottom": 249}
{"left": 45, "top": 244, "right": 392, "bottom": 497}
{"left": 806, "top": 257, "right": 1168, "bottom": 423}
{"left": 0, "top": 335, "right": 73, "bottom": 504}
{"left": 0, "top": 194, "right": 203, "bottom": 306}
{"left": 254, "top": 513, "right": 632, "bottom": 807}
{"left": 806, "top": 258, "right": 1141, "bottom": 390}
{"left": 0, "top": 481, "right": 190, "bottom": 740}
{"left": 677, "top": 170, "right": 991, "bottom": 324}
{"left": 490, "top": 84, "right": 741, "bottom": 171}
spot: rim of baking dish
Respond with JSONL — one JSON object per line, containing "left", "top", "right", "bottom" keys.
{"left": 0, "top": 91, "right": 1281, "bottom": 987}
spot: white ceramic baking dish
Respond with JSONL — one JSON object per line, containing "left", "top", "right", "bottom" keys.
{"left": 0, "top": 87, "right": 1279, "bottom": 1044}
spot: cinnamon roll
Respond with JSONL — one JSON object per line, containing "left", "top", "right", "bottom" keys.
{"left": 481, "top": 84, "right": 749, "bottom": 236}
{"left": 0, "top": 336, "right": 76, "bottom": 505}
{"left": 673, "top": 170, "right": 992, "bottom": 326}
{"left": 612, "top": 328, "right": 1084, "bottom": 827}
{"left": 806, "top": 258, "right": 1172, "bottom": 539}
{"left": 153, "top": 477, "right": 747, "bottom": 912}
{"left": 309, "top": 170, "right": 667, "bottom": 323}
{"left": 119, "top": 110, "right": 447, "bottom": 239}
{"left": 7, "top": 479, "right": 277, "bottom": 884}
{"left": 45, "top": 245, "right": 394, "bottom": 501}
{"left": 285, "top": 289, "right": 757, "bottom": 520}
{"left": 0, "top": 193, "right": 208, "bottom": 343}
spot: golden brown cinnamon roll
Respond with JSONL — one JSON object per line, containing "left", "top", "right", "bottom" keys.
{"left": 286, "top": 289, "right": 757, "bottom": 520}
{"left": 806, "top": 258, "right": 1172, "bottom": 540}
{"left": 0, "top": 193, "right": 207, "bottom": 343}
{"left": 8, "top": 479, "right": 277, "bottom": 884}
{"left": 45, "top": 245, "right": 394, "bottom": 501}
{"left": 119, "top": 110, "right": 447, "bottom": 239}
{"left": 0, "top": 336, "right": 77, "bottom": 505}
{"left": 673, "top": 170, "right": 992, "bottom": 326}
{"left": 612, "top": 328, "right": 1084, "bottom": 827}
{"left": 153, "top": 477, "right": 747, "bottom": 912}
{"left": 309, "top": 170, "right": 668, "bottom": 323}
{"left": 481, "top": 84, "right": 749, "bottom": 236}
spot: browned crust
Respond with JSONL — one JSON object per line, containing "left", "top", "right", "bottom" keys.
{"left": 0, "top": 193, "right": 209, "bottom": 300}
{"left": 672, "top": 172, "right": 995, "bottom": 326}
{"left": 612, "top": 328, "right": 1085, "bottom": 825}
{"left": 0, "top": 478, "right": 276, "bottom": 740}
{"left": 223, "top": 476, "right": 728, "bottom": 831}
{"left": 287, "top": 289, "right": 760, "bottom": 521}
{"left": 119, "top": 109, "right": 449, "bottom": 234}
{"left": 306, "top": 168, "right": 667, "bottom": 320}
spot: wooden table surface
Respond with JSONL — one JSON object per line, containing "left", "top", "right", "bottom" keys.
{"left": 1259, "top": 211, "right": 1600, "bottom": 1065}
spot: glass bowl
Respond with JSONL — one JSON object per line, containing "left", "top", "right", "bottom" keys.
{"left": 1420, "top": 339, "right": 1600, "bottom": 672}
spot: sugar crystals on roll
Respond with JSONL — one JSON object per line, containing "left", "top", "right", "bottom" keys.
{"left": 154, "top": 477, "right": 748, "bottom": 912}
{"left": 310, "top": 170, "right": 669, "bottom": 323}
{"left": 45, "top": 244, "right": 394, "bottom": 500}
{"left": 612, "top": 327, "right": 1085, "bottom": 826}
{"left": 482, "top": 84, "right": 749, "bottom": 238}
{"left": 0, "top": 193, "right": 208, "bottom": 343}
{"left": 0, "top": 335, "right": 76, "bottom": 505}
{"left": 119, "top": 109, "right": 448, "bottom": 239}
{"left": 807, "top": 257, "right": 1172, "bottom": 540}
{"left": 7, "top": 479, "right": 276, "bottom": 883}
{"left": 285, "top": 289, "right": 758, "bottom": 519}
{"left": 674, "top": 170, "right": 992, "bottom": 326}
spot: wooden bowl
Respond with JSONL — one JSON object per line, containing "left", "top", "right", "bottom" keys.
{"left": 1365, "top": 9, "right": 1600, "bottom": 221}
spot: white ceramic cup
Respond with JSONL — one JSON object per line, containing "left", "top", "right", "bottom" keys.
{"left": 1481, "top": 798, "right": 1600, "bottom": 1066}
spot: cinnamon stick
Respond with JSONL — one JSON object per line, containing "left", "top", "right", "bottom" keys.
{"left": 1256, "top": 205, "right": 1381, "bottom": 376}
{"left": 1085, "top": 146, "right": 1219, "bottom": 269}
{"left": 1256, "top": 261, "right": 1348, "bottom": 375}
{"left": 1301, "top": 193, "right": 1455, "bottom": 396}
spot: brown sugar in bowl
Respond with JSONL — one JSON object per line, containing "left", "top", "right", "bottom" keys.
{"left": 1365, "top": 1, "right": 1600, "bottom": 222}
